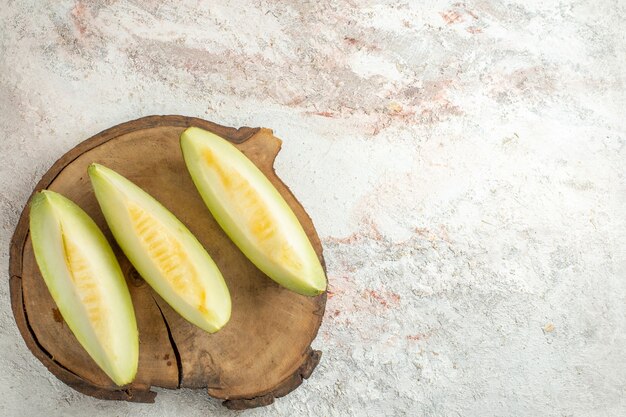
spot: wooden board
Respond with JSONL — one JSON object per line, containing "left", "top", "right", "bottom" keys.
{"left": 9, "top": 115, "right": 327, "bottom": 410}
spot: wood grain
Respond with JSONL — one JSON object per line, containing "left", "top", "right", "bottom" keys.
{"left": 9, "top": 115, "right": 327, "bottom": 409}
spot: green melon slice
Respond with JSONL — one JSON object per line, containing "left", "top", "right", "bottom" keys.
{"left": 29, "top": 190, "right": 138, "bottom": 386}
{"left": 88, "top": 163, "right": 231, "bottom": 333}
{"left": 180, "top": 127, "right": 327, "bottom": 296}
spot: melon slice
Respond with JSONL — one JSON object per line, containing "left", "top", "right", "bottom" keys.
{"left": 88, "top": 163, "right": 231, "bottom": 333}
{"left": 29, "top": 190, "right": 138, "bottom": 386}
{"left": 180, "top": 127, "right": 327, "bottom": 296}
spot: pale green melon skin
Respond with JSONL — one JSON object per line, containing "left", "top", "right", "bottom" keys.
{"left": 88, "top": 163, "right": 231, "bottom": 333}
{"left": 180, "top": 127, "right": 327, "bottom": 297}
{"left": 29, "top": 190, "right": 138, "bottom": 386}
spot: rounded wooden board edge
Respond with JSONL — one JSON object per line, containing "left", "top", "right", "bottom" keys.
{"left": 8, "top": 115, "right": 326, "bottom": 409}
{"left": 222, "top": 348, "right": 322, "bottom": 410}
{"left": 10, "top": 275, "right": 157, "bottom": 403}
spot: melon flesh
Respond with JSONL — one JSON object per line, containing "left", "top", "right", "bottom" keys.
{"left": 29, "top": 190, "right": 138, "bottom": 386}
{"left": 180, "top": 127, "right": 327, "bottom": 296}
{"left": 88, "top": 163, "right": 231, "bottom": 333}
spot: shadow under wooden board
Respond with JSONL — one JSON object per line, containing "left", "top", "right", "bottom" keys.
{"left": 9, "top": 115, "right": 327, "bottom": 410}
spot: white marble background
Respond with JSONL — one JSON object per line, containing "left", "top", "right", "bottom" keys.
{"left": 1, "top": 1, "right": 625, "bottom": 416}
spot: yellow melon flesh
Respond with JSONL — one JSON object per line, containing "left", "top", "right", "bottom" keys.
{"left": 61, "top": 233, "right": 108, "bottom": 340}
{"left": 127, "top": 203, "right": 206, "bottom": 312}
{"left": 203, "top": 148, "right": 303, "bottom": 275}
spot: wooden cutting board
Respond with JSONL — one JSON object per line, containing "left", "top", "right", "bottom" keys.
{"left": 9, "top": 115, "right": 327, "bottom": 410}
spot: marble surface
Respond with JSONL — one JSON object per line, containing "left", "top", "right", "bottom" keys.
{"left": 1, "top": 1, "right": 625, "bottom": 416}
